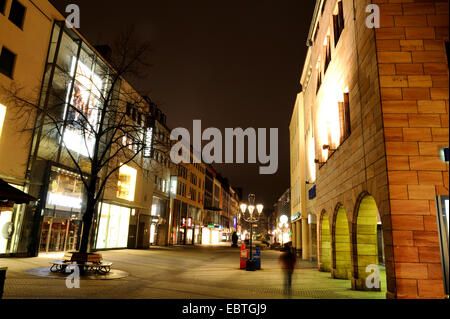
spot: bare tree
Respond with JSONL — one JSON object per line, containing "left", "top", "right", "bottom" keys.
{"left": 2, "top": 28, "right": 172, "bottom": 256}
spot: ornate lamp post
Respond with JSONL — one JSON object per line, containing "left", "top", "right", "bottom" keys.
{"left": 240, "top": 193, "right": 264, "bottom": 271}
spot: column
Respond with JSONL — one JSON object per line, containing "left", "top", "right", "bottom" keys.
{"left": 296, "top": 221, "right": 301, "bottom": 253}
{"left": 302, "top": 217, "right": 310, "bottom": 260}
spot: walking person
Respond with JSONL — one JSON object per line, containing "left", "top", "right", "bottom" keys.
{"left": 279, "top": 243, "right": 297, "bottom": 298}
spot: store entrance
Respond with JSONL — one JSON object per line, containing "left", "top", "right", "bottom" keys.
{"left": 39, "top": 217, "right": 81, "bottom": 253}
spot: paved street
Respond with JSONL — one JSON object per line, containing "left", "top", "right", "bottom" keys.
{"left": 1, "top": 245, "right": 386, "bottom": 299}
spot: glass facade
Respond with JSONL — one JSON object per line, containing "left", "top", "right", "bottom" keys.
{"left": 34, "top": 22, "right": 116, "bottom": 172}
{"left": 96, "top": 203, "right": 131, "bottom": 249}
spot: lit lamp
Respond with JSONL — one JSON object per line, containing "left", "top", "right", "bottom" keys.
{"left": 240, "top": 194, "right": 264, "bottom": 272}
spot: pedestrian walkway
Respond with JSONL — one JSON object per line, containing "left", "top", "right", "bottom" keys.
{"left": 0, "top": 246, "right": 387, "bottom": 299}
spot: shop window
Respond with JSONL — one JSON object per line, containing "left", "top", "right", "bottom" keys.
{"left": 338, "top": 92, "right": 351, "bottom": 144}
{"left": 0, "top": 47, "right": 16, "bottom": 78}
{"left": 8, "top": 0, "right": 26, "bottom": 29}
{"left": 117, "top": 164, "right": 137, "bottom": 201}
{"left": 333, "top": 1, "right": 344, "bottom": 47}
{"left": 0, "top": 0, "right": 6, "bottom": 14}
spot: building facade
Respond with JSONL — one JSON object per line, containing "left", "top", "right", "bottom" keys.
{"left": 1, "top": 0, "right": 173, "bottom": 257}
{"left": 293, "top": 0, "right": 449, "bottom": 298}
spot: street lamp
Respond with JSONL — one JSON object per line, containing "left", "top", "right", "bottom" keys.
{"left": 240, "top": 193, "right": 264, "bottom": 271}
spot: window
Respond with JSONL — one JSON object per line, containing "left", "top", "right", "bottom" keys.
{"left": 0, "top": 104, "right": 6, "bottom": 139}
{"left": 316, "top": 69, "right": 322, "bottom": 94}
{"left": 321, "top": 0, "right": 327, "bottom": 16}
{"left": 338, "top": 93, "right": 351, "bottom": 143}
{"left": 445, "top": 42, "right": 449, "bottom": 66}
{"left": 126, "top": 103, "right": 132, "bottom": 116}
{"left": 1, "top": 0, "right": 6, "bottom": 14}
{"left": 324, "top": 36, "right": 331, "bottom": 73}
{"left": 333, "top": 1, "right": 345, "bottom": 47}
{"left": 117, "top": 165, "right": 137, "bottom": 201}
{"left": 9, "top": 0, "right": 26, "bottom": 29}
{"left": 0, "top": 47, "right": 16, "bottom": 78}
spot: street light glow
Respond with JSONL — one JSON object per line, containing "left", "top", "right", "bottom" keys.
{"left": 240, "top": 203, "right": 247, "bottom": 214}
{"left": 248, "top": 205, "right": 255, "bottom": 215}
{"left": 256, "top": 204, "right": 264, "bottom": 214}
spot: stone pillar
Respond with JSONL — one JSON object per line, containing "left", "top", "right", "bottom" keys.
{"left": 291, "top": 223, "right": 297, "bottom": 249}
{"left": 302, "top": 217, "right": 310, "bottom": 260}
{"left": 296, "top": 221, "right": 301, "bottom": 253}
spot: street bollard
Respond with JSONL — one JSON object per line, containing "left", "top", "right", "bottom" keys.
{"left": 254, "top": 247, "right": 261, "bottom": 270}
{"left": 240, "top": 244, "right": 248, "bottom": 269}
{"left": 0, "top": 267, "right": 7, "bottom": 299}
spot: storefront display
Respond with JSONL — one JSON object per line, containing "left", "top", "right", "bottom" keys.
{"left": 38, "top": 166, "right": 84, "bottom": 253}
{"left": 96, "top": 203, "right": 132, "bottom": 249}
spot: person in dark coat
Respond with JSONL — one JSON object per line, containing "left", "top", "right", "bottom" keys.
{"left": 231, "top": 232, "right": 238, "bottom": 247}
{"left": 279, "top": 243, "right": 297, "bottom": 297}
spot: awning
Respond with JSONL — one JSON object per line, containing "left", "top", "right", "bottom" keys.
{"left": 0, "top": 179, "right": 37, "bottom": 204}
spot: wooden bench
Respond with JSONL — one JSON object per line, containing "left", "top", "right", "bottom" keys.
{"left": 50, "top": 253, "right": 113, "bottom": 274}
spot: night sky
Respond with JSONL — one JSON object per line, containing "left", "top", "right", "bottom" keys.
{"left": 51, "top": 0, "right": 316, "bottom": 208}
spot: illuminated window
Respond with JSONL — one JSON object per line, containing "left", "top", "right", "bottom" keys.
{"left": 324, "top": 35, "right": 331, "bottom": 73}
{"left": 333, "top": 1, "right": 345, "bottom": 47}
{"left": 117, "top": 164, "right": 137, "bottom": 201}
{"left": 0, "top": 104, "right": 6, "bottom": 138}
{"left": 338, "top": 92, "right": 351, "bottom": 144}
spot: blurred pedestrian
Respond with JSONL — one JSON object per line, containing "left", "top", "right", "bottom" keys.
{"left": 279, "top": 243, "right": 297, "bottom": 297}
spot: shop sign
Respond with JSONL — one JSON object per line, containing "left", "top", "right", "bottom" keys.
{"left": 291, "top": 213, "right": 300, "bottom": 222}
{"left": 233, "top": 217, "right": 237, "bottom": 228}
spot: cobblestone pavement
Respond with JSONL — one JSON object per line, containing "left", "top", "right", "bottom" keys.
{"left": 0, "top": 245, "right": 387, "bottom": 299}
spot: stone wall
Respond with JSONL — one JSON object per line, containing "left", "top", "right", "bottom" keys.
{"left": 374, "top": 0, "right": 449, "bottom": 299}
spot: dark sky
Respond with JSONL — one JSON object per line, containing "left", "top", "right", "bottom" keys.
{"left": 51, "top": 0, "right": 316, "bottom": 208}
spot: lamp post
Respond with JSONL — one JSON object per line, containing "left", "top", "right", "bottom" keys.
{"left": 240, "top": 194, "right": 264, "bottom": 271}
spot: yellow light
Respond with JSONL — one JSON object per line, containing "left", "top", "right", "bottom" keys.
{"left": 240, "top": 203, "right": 247, "bottom": 214}
{"left": 0, "top": 104, "right": 6, "bottom": 139}
{"left": 248, "top": 205, "right": 255, "bottom": 215}
{"left": 117, "top": 164, "right": 137, "bottom": 201}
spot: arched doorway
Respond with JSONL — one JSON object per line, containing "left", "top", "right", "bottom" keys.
{"left": 353, "top": 195, "right": 385, "bottom": 291}
{"left": 333, "top": 205, "right": 351, "bottom": 279}
{"left": 319, "top": 211, "right": 331, "bottom": 272}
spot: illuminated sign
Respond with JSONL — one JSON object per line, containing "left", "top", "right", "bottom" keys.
{"left": 47, "top": 193, "right": 82, "bottom": 210}
{"left": 233, "top": 217, "right": 237, "bottom": 228}
{"left": 291, "top": 213, "right": 300, "bottom": 222}
{"left": 144, "top": 127, "right": 154, "bottom": 158}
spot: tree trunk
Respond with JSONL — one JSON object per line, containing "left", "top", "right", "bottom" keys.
{"left": 79, "top": 177, "right": 98, "bottom": 255}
